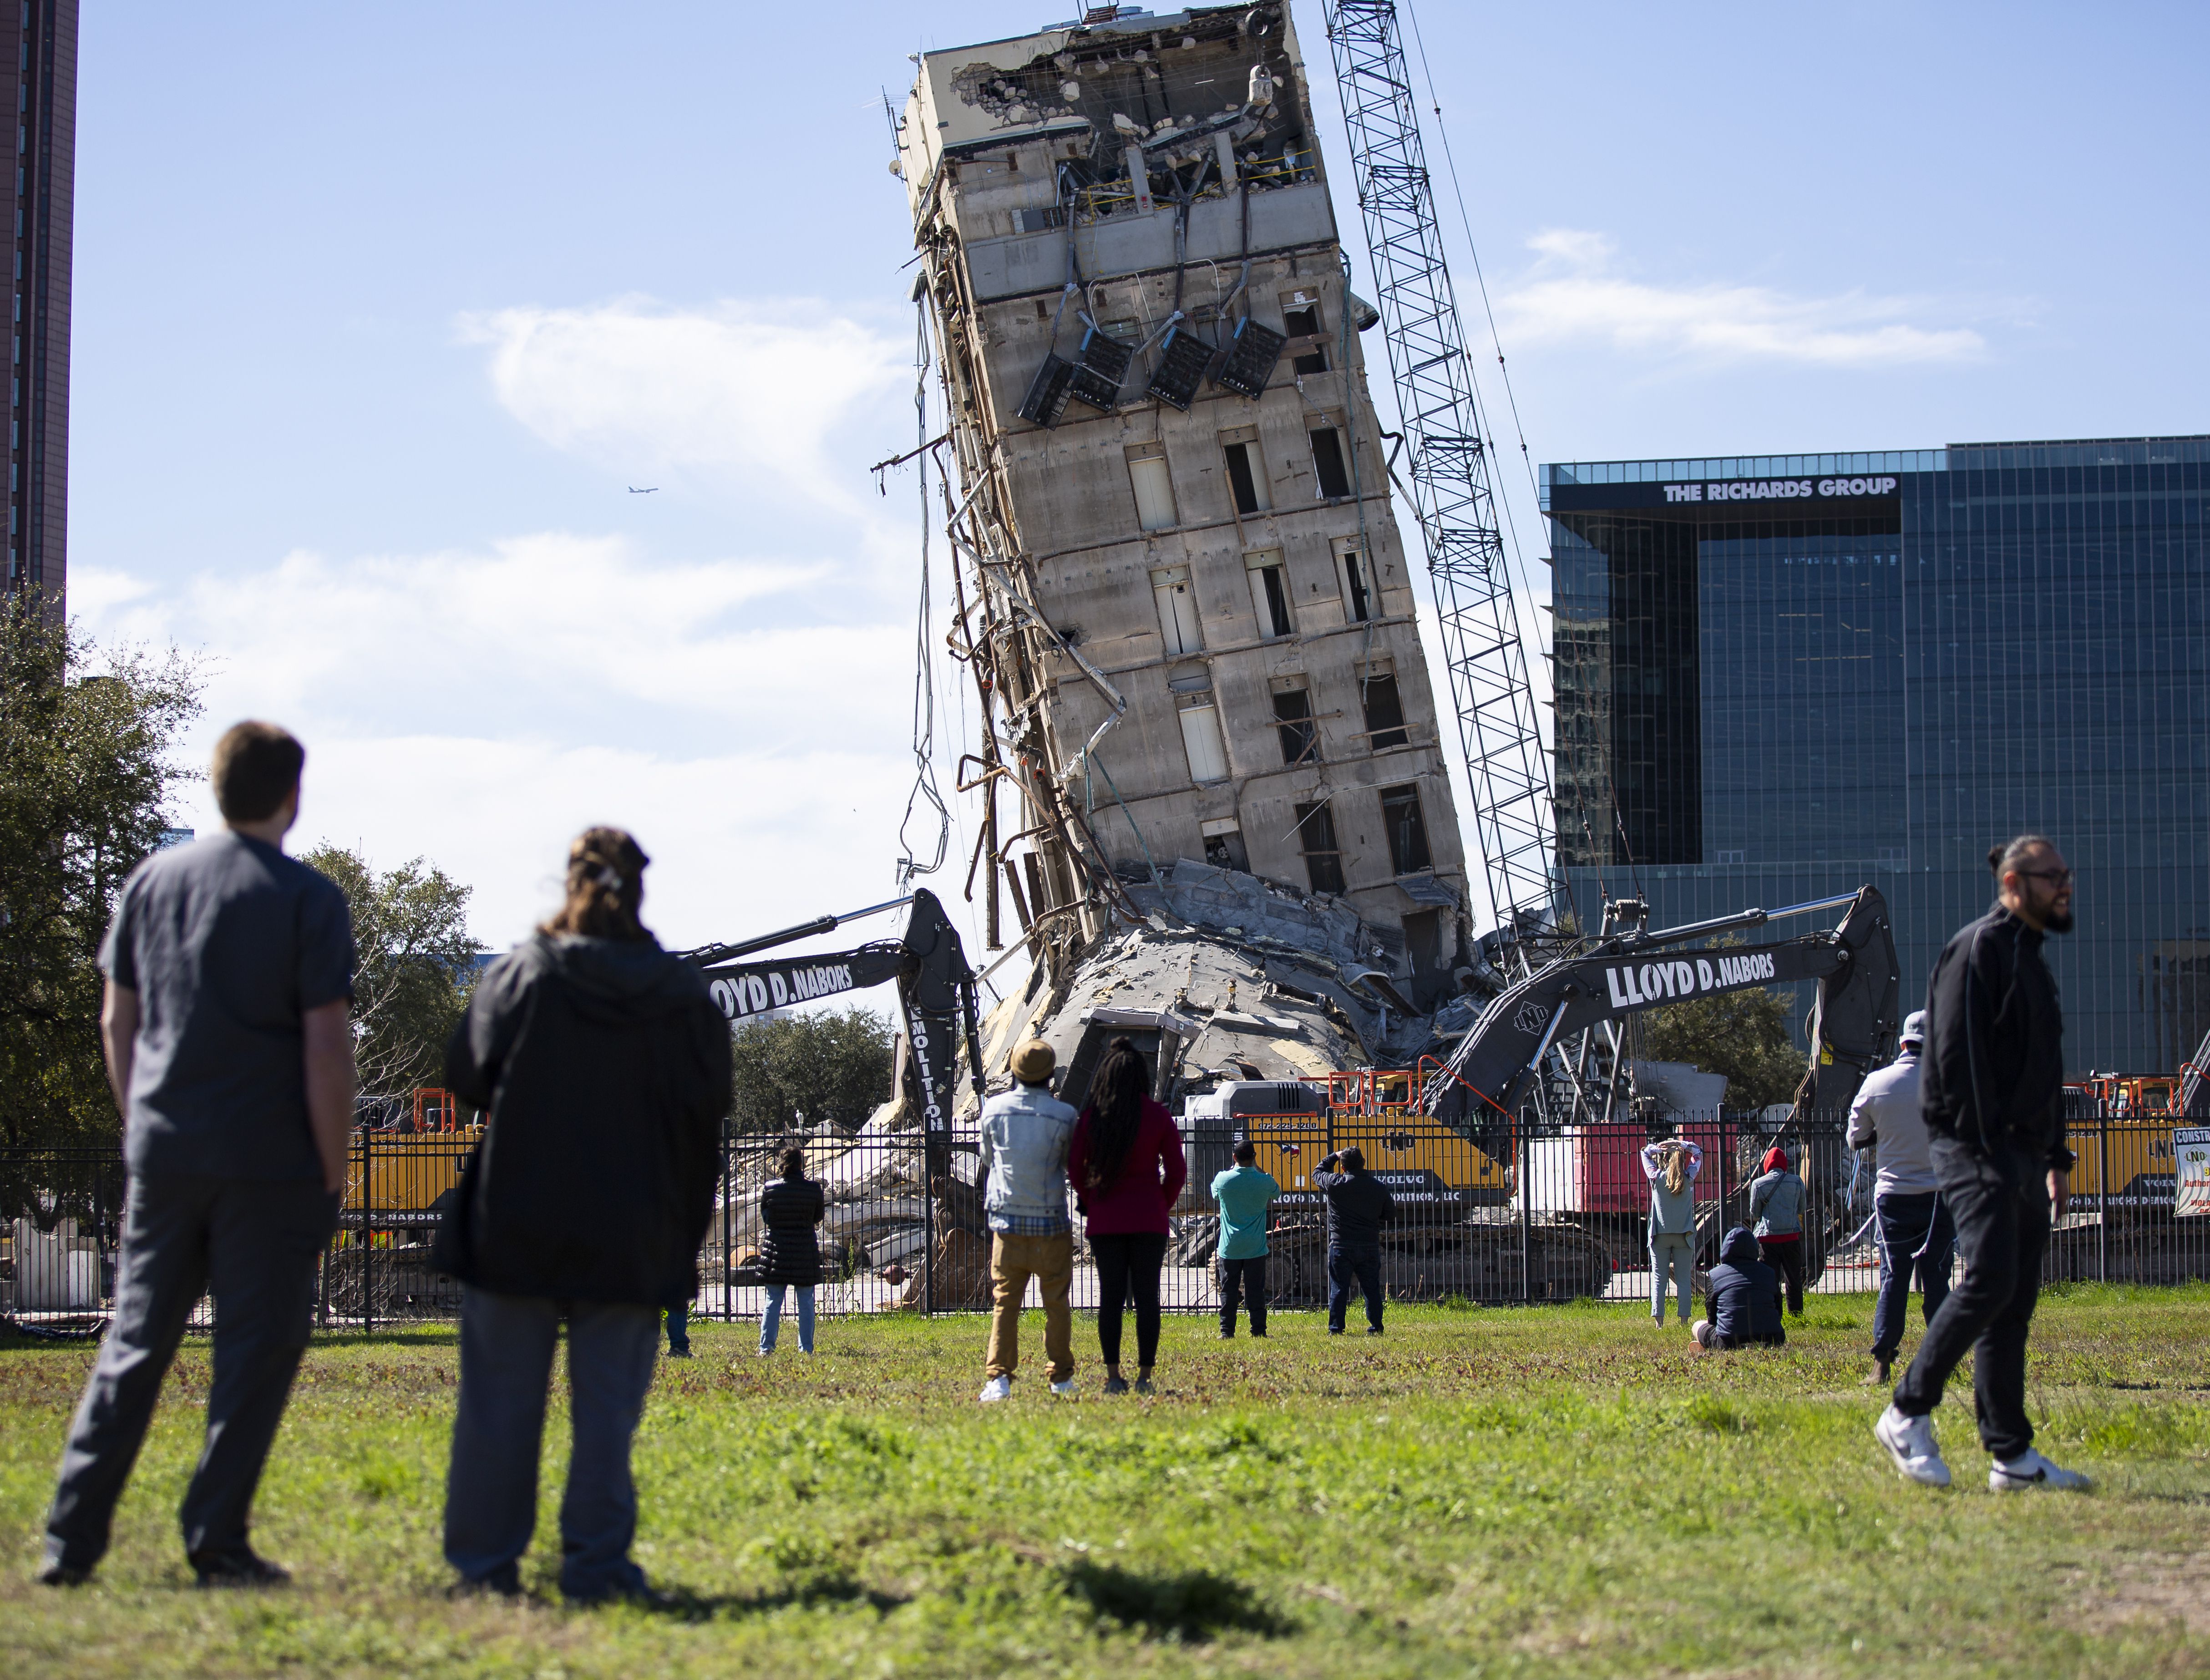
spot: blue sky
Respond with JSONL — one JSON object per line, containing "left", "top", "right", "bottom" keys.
{"left": 70, "top": 1, "right": 2208, "bottom": 964}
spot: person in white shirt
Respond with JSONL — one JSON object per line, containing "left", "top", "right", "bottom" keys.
{"left": 1847, "top": 1012, "right": 1954, "bottom": 1385}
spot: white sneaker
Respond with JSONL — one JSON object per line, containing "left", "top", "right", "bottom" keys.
{"left": 1050, "top": 1379, "right": 1076, "bottom": 1397}
{"left": 1875, "top": 1405, "right": 1951, "bottom": 1487}
{"left": 1989, "top": 1449, "right": 2090, "bottom": 1492}
{"left": 978, "top": 1375, "right": 1013, "bottom": 1404}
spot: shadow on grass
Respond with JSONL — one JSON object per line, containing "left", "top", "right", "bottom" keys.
{"left": 573, "top": 1574, "right": 909, "bottom": 1622}
{"left": 1062, "top": 1559, "right": 1292, "bottom": 1643}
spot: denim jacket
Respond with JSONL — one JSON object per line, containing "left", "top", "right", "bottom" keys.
{"left": 976, "top": 1082, "right": 1078, "bottom": 1229}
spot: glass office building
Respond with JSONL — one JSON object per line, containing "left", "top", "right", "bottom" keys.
{"left": 1544, "top": 436, "right": 2210, "bottom": 1076}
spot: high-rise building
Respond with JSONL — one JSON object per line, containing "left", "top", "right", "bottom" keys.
{"left": 898, "top": 2, "right": 1475, "bottom": 1001}
{"left": 1546, "top": 436, "right": 2210, "bottom": 1075}
{"left": 3, "top": 0, "right": 72, "bottom": 613}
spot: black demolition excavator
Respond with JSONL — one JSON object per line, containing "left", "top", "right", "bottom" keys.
{"left": 677, "top": 888, "right": 983, "bottom": 1156}
{"left": 1427, "top": 885, "right": 1901, "bottom": 1133}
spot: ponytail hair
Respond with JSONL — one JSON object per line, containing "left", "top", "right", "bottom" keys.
{"left": 541, "top": 826, "right": 651, "bottom": 942}
{"left": 1663, "top": 1150, "right": 1689, "bottom": 1197}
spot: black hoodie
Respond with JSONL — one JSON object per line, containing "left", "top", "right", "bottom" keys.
{"left": 434, "top": 932, "right": 731, "bottom": 1304}
{"left": 1704, "top": 1226, "right": 1785, "bottom": 1347}
{"left": 1920, "top": 902, "right": 2073, "bottom": 1172}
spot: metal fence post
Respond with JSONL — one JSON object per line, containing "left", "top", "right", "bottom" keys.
{"left": 722, "top": 1123, "right": 734, "bottom": 1322}
{"left": 2097, "top": 1105, "right": 2109, "bottom": 1285}
{"left": 1517, "top": 1107, "right": 1531, "bottom": 1304}
{"left": 360, "top": 1127, "right": 374, "bottom": 1338}
{"left": 923, "top": 1140, "right": 937, "bottom": 1318}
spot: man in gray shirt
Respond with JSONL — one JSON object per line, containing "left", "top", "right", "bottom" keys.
{"left": 1847, "top": 1011, "right": 1953, "bottom": 1385}
{"left": 41, "top": 722, "right": 356, "bottom": 1588}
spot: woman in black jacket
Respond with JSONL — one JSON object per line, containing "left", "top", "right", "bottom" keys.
{"left": 433, "top": 827, "right": 730, "bottom": 1602}
{"left": 757, "top": 1147, "right": 825, "bottom": 1355}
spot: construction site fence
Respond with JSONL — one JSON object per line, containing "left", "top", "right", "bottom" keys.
{"left": 1, "top": 1110, "right": 2203, "bottom": 1334}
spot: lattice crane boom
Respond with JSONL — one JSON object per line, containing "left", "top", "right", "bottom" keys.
{"left": 1323, "top": 0, "right": 1556, "bottom": 966}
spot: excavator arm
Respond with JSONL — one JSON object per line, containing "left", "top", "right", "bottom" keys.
{"left": 681, "top": 888, "right": 984, "bottom": 1152}
{"left": 1428, "top": 886, "right": 1900, "bottom": 1131}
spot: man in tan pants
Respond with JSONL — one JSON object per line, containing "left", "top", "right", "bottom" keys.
{"left": 975, "top": 1038, "right": 1078, "bottom": 1402}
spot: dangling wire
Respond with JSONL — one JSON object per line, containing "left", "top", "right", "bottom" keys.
{"left": 897, "top": 295, "right": 950, "bottom": 888}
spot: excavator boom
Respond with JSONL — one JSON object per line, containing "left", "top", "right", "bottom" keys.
{"left": 1429, "top": 886, "right": 1900, "bottom": 1128}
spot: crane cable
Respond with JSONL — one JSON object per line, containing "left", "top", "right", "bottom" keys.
{"left": 896, "top": 294, "right": 951, "bottom": 889}
{"left": 1399, "top": 0, "right": 1551, "bottom": 665}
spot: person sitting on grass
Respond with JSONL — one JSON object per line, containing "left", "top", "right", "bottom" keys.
{"left": 1693, "top": 1225, "right": 1786, "bottom": 1350}
{"left": 1313, "top": 1146, "right": 1395, "bottom": 1335}
{"left": 1749, "top": 1144, "right": 1807, "bottom": 1316}
{"left": 1211, "top": 1140, "right": 1281, "bottom": 1339}
{"left": 758, "top": 1146, "right": 825, "bottom": 1357}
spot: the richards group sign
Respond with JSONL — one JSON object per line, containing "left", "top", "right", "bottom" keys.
{"left": 1546, "top": 469, "right": 1910, "bottom": 515}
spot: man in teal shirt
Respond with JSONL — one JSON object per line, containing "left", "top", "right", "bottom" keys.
{"left": 1211, "top": 1142, "right": 1281, "bottom": 1338}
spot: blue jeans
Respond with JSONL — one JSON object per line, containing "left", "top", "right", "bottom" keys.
{"left": 1870, "top": 1190, "right": 1956, "bottom": 1364}
{"left": 443, "top": 1286, "right": 661, "bottom": 1599}
{"left": 1327, "top": 1245, "right": 1384, "bottom": 1332}
{"left": 760, "top": 1284, "right": 815, "bottom": 1353}
{"left": 663, "top": 1302, "right": 689, "bottom": 1354}
{"left": 1649, "top": 1231, "right": 1694, "bottom": 1323}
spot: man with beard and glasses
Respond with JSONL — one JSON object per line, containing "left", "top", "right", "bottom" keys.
{"left": 1874, "top": 835, "right": 2092, "bottom": 1493}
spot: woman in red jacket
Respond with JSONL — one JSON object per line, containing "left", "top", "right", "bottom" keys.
{"left": 1069, "top": 1038, "right": 1187, "bottom": 1394}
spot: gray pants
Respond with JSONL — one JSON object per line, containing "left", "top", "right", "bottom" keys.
{"left": 442, "top": 1285, "right": 661, "bottom": 1599}
{"left": 45, "top": 1172, "right": 336, "bottom": 1571}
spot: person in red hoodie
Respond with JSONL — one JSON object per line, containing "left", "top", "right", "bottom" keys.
{"left": 1068, "top": 1038, "right": 1187, "bottom": 1395}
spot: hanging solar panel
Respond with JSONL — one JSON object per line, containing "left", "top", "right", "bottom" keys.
{"left": 1146, "top": 324, "right": 1214, "bottom": 411}
{"left": 1069, "top": 324, "right": 1133, "bottom": 410}
{"left": 1018, "top": 353, "right": 1079, "bottom": 427}
{"left": 1214, "top": 316, "right": 1287, "bottom": 399}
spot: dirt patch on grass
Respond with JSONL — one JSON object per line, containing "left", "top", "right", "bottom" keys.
{"left": 2069, "top": 1551, "right": 2210, "bottom": 1635}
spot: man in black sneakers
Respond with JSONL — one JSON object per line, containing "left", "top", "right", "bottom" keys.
{"left": 41, "top": 723, "right": 355, "bottom": 1587}
{"left": 1313, "top": 1147, "right": 1394, "bottom": 1335}
{"left": 1874, "top": 835, "right": 2090, "bottom": 1493}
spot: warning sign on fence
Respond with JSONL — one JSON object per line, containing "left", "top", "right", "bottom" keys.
{"left": 2175, "top": 1129, "right": 2210, "bottom": 1218}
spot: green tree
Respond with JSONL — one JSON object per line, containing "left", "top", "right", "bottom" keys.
{"left": 729, "top": 1005, "right": 896, "bottom": 1135}
{"left": 1642, "top": 981, "right": 1805, "bottom": 1112}
{"left": 0, "top": 597, "right": 203, "bottom": 1147}
{"left": 299, "top": 845, "right": 476, "bottom": 1105}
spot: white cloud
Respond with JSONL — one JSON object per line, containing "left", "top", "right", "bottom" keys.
{"left": 456, "top": 297, "right": 909, "bottom": 512}
{"left": 1498, "top": 230, "right": 1986, "bottom": 367}
{"left": 72, "top": 533, "right": 951, "bottom": 954}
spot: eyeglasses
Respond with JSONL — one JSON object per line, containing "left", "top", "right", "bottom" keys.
{"left": 2017, "top": 867, "right": 2074, "bottom": 887}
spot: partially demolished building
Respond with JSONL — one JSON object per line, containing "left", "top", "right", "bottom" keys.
{"left": 897, "top": 0, "right": 1478, "bottom": 1050}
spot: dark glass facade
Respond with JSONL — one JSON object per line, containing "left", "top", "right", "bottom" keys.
{"left": 1545, "top": 437, "right": 2210, "bottom": 1077}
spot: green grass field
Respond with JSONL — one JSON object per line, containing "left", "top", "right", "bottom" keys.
{"left": 1, "top": 1287, "right": 2205, "bottom": 1678}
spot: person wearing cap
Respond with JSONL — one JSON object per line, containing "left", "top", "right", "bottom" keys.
{"left": 1748, "top": 1143, "right": 1807, "bottom": 1317}
{"left": 1847, "top": 1011, "right": 1954, "bottom": 1385}
{"left": 974, "top": 1037, "right": 1080, "bottom": 1403}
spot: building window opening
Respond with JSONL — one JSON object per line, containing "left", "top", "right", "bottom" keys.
{"left": 1283, "top": 298, "right": 1329, "bottom": 375}
{"left": 1151, "top": 564, "right": 1202, "bottom": 656}
{"left": 1126, "top": 442, "right": 1178, "bottom": 531}
{"left": 1294, "top": 800, "right": 1346, "bottom": 896}
{"left": 1201, "top": 817, "right": 1248, "bottom": 873}
{"left": 1339, "top": 543, "right": 1372, "bottom": 622}
{"left": 1177, "top": 690, "right": 1231, "bottom": 785}
{"left": 1245, "top": 549, "right": 1293, "bottom": 638}
{"left": 1221, "top": 429, "right": 1270, "bottom": 515}
{"left": 1379, "top": 783, "right": 1432, "bottom": 876}
{"left": 1359, "top": 671, "right": 1408, "bottom": 749}
{"left": 1272, "top": 686, "right": 1319, "bottom": 765}
{"left": 1309, "top": 425, "right": 1351, "bottom": 499}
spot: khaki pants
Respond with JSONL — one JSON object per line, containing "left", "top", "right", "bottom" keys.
{"left": 986, "top": 1230, "right": 1074, "bottom": 1383}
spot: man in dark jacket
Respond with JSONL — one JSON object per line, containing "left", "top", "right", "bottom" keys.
{"left": 1874, "top": 835, "right": 2090, "bottom": 1493}
{"left": 1313, "top": 1147, "right": 1394, "bottom": 1335}
{"left": 1693, "top": 1227, "right": 1785, "bottom": 1349}
{"left": 434, "top": 828, "right": 731, "bottom": 1599}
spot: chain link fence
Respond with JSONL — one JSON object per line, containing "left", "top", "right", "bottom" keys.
{"left": 1, "top": 1110, "right": 2202, "bottom": 1334}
